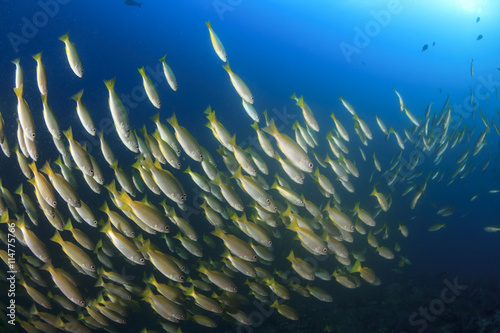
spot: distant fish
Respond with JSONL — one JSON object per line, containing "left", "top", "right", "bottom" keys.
{"left": 476, "top": 16, "right": 480, "bottom": 23}
{"left": 124, "top": 0, "right": 142, "bottom": 7}
{"left": 476, "top": 34, "right": 483, "bottom": 40}
{"left": 432, "top": 41, "right": 435, "bottom": 46}
{"left": 422, "top": 44, "right": 428, "bottom": 52}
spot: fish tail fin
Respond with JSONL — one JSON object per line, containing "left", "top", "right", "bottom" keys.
{"left": 231, "top": 166, "right": 243, "bottom": 179}
{"left": 167, "top": 113, "right": 178, "bottom": 127}
{"left": 64, "top": 219, "right": 73, "bottom": 231}
{"left": 296, "top": 96, "right": 304, "bottom": 107}
{"left": 63, "top": 127, "right": 73, "bottom": 141}
{"left": 222, "top": 62, "right": 231, "bottom": 73}
{"left": 14, "top": 184, "right": 23, "bottom": 195}
{"left": 204, "top": 105, "right": 213, "bottom": 116}
{"left": 13, "top": 86, "right": 23, "bottom": 98}
{"left": 350, "top": 259, "right": 362, "bottom": 273}
{"left": 71, "top": 89, "right": 84, "bottom": 102}
{"left": 158, "top": 53, "right": 167, "bottom": 63}
{"left": 100, "top": 220, "right": 112, "bottom": 234}
{"left": 32, "top": 52, "right": 42, "bottom": 62}
{"left": 49, "top": 230, "right": 63, "bottom": 244}
{"left": 262, "top": 118, "right": 278, "bottom": 136}
{"left": 39, "top": 160, "right": 52, "bottom": 175}
{"left": 58, "top": 32, "right": 70, "bottom": 42}
{"left": 150, "top": 112, "right": 160, "bottom": 125}
{"left": 103, "top": 77, "right": 116, "bottom": 91}
{"left": 211, "top": 228, "right": 224, "bottom": 238}
{"left": 99, "top": 201, "right": 109, "bottom": 213}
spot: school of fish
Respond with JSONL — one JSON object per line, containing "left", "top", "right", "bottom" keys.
{"left": 0, "top": 21, "right": 499, "bottom": 333}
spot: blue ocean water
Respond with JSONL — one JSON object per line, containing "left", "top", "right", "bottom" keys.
{"left": 1, "top": 1, "right": 500, "bottom": 332}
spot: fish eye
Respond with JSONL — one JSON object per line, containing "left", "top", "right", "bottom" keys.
{"left": 252, "top": 255, "right": 258, "bottom": 260}
{"left": 322, "top": 248, "right": 328, "bottom": 253}
{"left": 308, "top": 162, "right": 313, "bottom": 168}
{"left": 31, "top": 133, "right": 35, "bottom": 138}
{"left": 217, "top": 308, "right": 223, "bottom": 313}
{"left": 180, "top": 276, "right": 184, "bottom": 281}
{"left": 176, "top": 149, "right": 181, "bottom": 154}
{"left": 267, "top": 241, "right": 272, "bottom": 246}
{"left": 130, "top": 232, "right": 135, "bottom": 237}
{"left": 266, "top": 198, "right": 270, "bottom": 204}
{"left": 139, "top": 258, "right": 145, "bottom": 263}
{"left": 90, "top": 265, "right": 95, "bottom": 270}
{"left": 79, "top": 300, "right": 85, "bottom": 305}
{"left": 52, "top": 201, "right": 57, "bottom": 206}
{"left": 176, "top": 163, "right": 180, "bottom": 167}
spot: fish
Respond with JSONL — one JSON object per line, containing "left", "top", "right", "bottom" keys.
{"left": 167, "top": 113, "right": 203, "bottom": 162}
{"left": 32, "top": 52, "right": 48, "bottom": 95}
{"left": 206, "top": 21, "right": 227, "bottom": 62}
{"left": 471, "top": 58, "right": 474, "bottom": 77}
{"left": 12, "top": 58, "right": 24, "bottom": 89}
{"left": 476, "top": 16, "right": 480, "bottom": 23}
{"left": 222, "top": 62, "right": 254, "bottom": 104}
{"left": 14, "top": 85, "right": 36, "bottom": 141}
{"left": 138, "top": 66, "right": 161, "bottom": 109}
{"left": 270, "top": 300, "right": 298, "bottom": 320}
{"left": 296, "top": 97, "right": 319, "bottom": 132}
{"left": 263, "top": 118, "right": 313, "bottom": 173}
{"left": 71, "top": 90, "right": 96, "bottom": 136}
{"left": 476, "top": 34, "right": 483, "bottom": 40}
{"left": 103, "top": 77, "right": 131, "bottom": 138}
{"left": 428, "top": 223, "right": 446, "bottom": 231}
{"left": 422, "top": 44, "right": 428, "bottom": 51}
{"left": 63, "top": 127, "right": 94, "bottom": 177}
{"left": 484, "top": 225, "right": 500, "bottom": 232}
{"left": 58, "top": 32, "right": 83, "bottom": 77}
{"left": 124, "top": 0, "right": 142, "bottom": 7}
{"left": 40, "top": 261, "right": 86, "bottom": 307}
{"left": 159, "top": 53, "right": 177, "bottom": 91}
